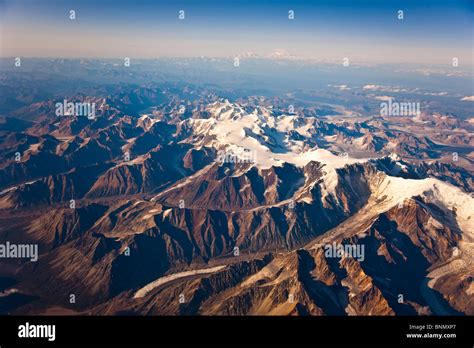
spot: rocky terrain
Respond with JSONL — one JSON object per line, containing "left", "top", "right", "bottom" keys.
{"left": 0, "top": 84, "right": 472, "bottom": 316}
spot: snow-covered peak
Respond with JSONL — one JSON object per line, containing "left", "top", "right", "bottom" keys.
{"left": 184, "top": 101, "right": 372, "bottom": 200}
{"left": 198, "top": 101, "right": 364, "bottom": 167}
{"left": 388, "top": 152, "right": 400, "bottom": 161}
{"left": 371, "top": 174, "right": 474, "bottom": 238}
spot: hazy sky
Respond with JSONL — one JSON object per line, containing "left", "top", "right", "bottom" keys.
{"left": 1, "top": 0, "right": 473, "bottom": 64}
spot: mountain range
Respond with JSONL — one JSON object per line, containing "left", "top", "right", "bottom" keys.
{"left": 0, "top": 78, "right": 472, "bottom": 316}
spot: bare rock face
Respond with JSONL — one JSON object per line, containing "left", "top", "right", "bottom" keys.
{"left": 5, "top": 159, "right": 472, "bottom": 315}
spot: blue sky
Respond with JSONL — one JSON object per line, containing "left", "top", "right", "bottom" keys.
{"left": 1, "top": 0, "right": 473, "bottom": 64}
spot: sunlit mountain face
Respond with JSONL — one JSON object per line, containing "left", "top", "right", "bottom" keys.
{"left": 0, "top": 0, "right": 473, "bottom": 316}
